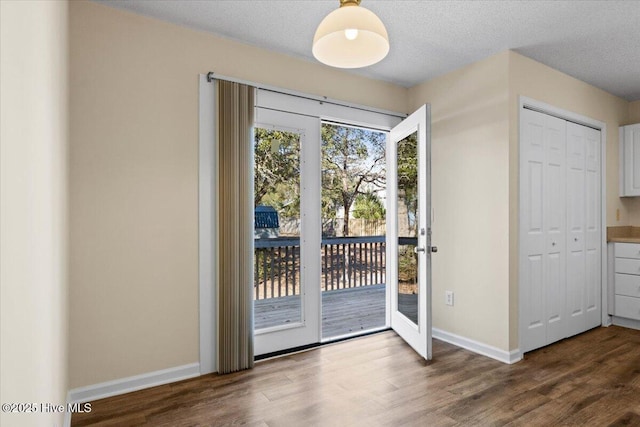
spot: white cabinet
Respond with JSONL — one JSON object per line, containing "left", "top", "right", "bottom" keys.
{"left": 619, "top": 124, "right": 640, "bottom": 197}
{"left": 520, "top": 108, "right": 602, "bottom": 353}
{"left": 612, "top": 243, "right": 640, "bottom": 321}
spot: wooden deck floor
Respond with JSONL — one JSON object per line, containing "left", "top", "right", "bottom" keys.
{"left": 255, "top": 285, "right": 419, "bottom": 338}
{"left": 255, "top": 284, "right": 387, "bottom": 338}
{"left": 72, "top": 326, "right": 640, "bottom": 426}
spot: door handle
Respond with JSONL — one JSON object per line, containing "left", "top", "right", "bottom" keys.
{"left": 414, "top": 246, "right": 438, "bottom": 253}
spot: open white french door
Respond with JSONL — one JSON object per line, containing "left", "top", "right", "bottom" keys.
{"left": 253, "top": 107, "right": 321, "bottom": 356}
{"left": 387, "top": 104, "right": 432, "bottom": 360}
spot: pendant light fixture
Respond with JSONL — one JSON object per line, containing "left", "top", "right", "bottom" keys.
{"left": 312, "top": 0, "right": 389, "bottom": 69}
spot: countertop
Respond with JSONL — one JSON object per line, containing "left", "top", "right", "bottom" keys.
{"left": 607, "top": 226, "right": 640, "bottom": 243}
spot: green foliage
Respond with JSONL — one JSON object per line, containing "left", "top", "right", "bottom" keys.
{"left": 254, "top": 124, "right": 388, "bottom": 235}
{"left": 322, "top": 124, "right": 386, "bottom": 235}
{"left": 254, "top": 128, "right": 300, "bottom": 218}
{"left": 398, "top": 246, "right": 418, "bottom": 285}
{"left": 397, "top": 132, "right": 418, "bottom": 222}
{"left": 352, "top": 192, "right": 385, "bottom": 220}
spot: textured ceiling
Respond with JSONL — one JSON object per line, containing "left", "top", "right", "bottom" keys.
{"left": 95, "top": 0, "right": 640, "bottom": 101}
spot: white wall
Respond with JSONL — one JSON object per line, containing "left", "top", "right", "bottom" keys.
{"left": 0, "top": 1, "right": 69, "bottom": 426}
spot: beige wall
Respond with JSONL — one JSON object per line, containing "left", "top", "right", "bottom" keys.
{"left": 68, "top": 0, "right": 639, "bottom": 384}
{"left": 407, "top": 50, "right": 634, "bottom": 354}
{"left": 507, "top": 51, "right": 631, "bottom": 349}
{"left": 1, "top": 1, "right": 69, "bottom": 426}
{"left": 69, "top": 0, "right": 407, "bottom": 388}
{"left": 629, "top": 101, "right": 640, "bottom": 123}
{"left": 408, "top": 52, "right": 511, "bottom": 351}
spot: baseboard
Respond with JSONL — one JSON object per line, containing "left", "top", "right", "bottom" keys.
{"left": 612, "top": 316, "right": 640, "bottom": 331}
{"left": 432, "top": 328, "right": 522, "bottom": 364}
{"left": 67, "top": 363, "right": 201, "bottom": 405}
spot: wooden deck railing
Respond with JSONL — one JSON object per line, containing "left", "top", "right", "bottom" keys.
{"left": 254, "top": 236, "right": 390, "bottom": 300}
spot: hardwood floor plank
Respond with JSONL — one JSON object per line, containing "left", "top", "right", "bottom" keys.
{"left": 608, "top": 411, "right": 640, "bottom": 427}
{"left": 72, "top": 326, "right": 640, "bottom": 426}
{"left": 562, "top": 393, "right": 640, "bottom": 426}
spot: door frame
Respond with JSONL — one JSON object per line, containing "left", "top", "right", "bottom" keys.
{"left": 198, "top": 73, "right": 405, "bottom": 373}
{"left": 199, "top": 74, "right": 217, "bottom": 374}
{"left": 517, "top": 96, "right": 609, "bottom": 356}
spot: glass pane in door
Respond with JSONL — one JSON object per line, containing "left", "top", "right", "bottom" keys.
{"left": 397, "top": 131, "right": 418, "bottom": 324}
{"left": 253, "top": 127, "right": 302, "bottom": 330}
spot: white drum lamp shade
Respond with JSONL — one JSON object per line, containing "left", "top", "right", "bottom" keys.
{"left": 312, "top": 0, "right": 389, "bottom": 69}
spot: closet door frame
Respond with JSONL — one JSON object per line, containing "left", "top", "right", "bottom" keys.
{"left": 518, "top": 96, "right": 609, "bottom": 355}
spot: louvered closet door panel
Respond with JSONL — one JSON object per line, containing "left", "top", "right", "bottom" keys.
{"left": 520, "top": 109, "right": 547, "bottom": 352}
{"left": 544, "top": 114, "right": 567, "bottom": 345}
{"left": 584, "top": 126, "right": 601, "bottom": 328}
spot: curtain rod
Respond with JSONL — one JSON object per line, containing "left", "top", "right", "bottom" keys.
{"left": 206, "top": 71, "right": 408, "bottom": 119}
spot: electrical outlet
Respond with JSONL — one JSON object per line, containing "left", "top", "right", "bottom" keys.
{"left": 445, "top": 290, "right": 454, "bottom": 306}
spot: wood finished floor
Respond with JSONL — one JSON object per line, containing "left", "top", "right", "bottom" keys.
{"left": 72, "top": 326, "right": 640, "bottom": 426}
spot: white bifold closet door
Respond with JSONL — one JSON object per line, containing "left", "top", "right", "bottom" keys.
{"left": 566, "top": 121, "right": 602, "bottom": 337}
{"left": 520, "top": 108, "right": 601, "bottom": 354}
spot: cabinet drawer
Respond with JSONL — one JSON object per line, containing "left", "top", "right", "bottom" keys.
{"left": 614, "top": 243, "right": 640, "bottom": 259}
{"left": 614, "top": 295, "right": 640, "bottom": 320}
{"left": 614, "top": 258, "right": 640, "bottom": 275}
{"left": 615, "top": 273, "right": 640, "bottom": 297}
